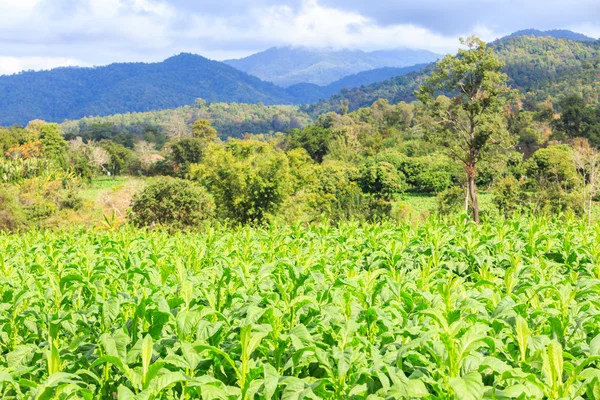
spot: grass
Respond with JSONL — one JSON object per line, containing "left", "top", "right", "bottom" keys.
{"left": 78, "top": 176, "right": 131, "bottom": 203}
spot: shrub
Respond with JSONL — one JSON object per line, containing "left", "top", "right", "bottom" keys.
{"left": 191, "top": 140, "right": 291, "bottom": 224}
{"left": 493, "top": 177, "right": 527, "bottom": 217}
{"left": 60, "top": 190, "right": 84, "bottom": 211}
{"left": 0, "top": 189, "right": 27, "bottom": 231}
{"left": 358, "top": 161, "right": 407, "bottom": 199}
{"left": 437, "top": 186, "right": 465, "bottom": 216}
{"left": 130, "top": 178, "right": 215, "bottom": 229}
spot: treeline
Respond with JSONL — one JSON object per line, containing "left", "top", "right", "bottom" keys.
{"left": 60, "top": 101, "right": 312, "bottom": 146}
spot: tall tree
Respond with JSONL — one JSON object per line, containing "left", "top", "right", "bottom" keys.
{"left": 417, "top": 36, "right": 513, "bottom": 223}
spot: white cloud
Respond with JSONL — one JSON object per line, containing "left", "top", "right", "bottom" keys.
{"left": 0, "top": 57, "right": 84, "bottom": 75}
{"left": 0, "top": 0, "right": 598, "bottom": 74}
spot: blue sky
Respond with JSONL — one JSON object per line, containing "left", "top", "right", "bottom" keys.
{"left": 1, "top": 0, "right": 599, "bottom": 75}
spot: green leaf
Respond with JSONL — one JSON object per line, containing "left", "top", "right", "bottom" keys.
{"left": 263, "top": 363, "right": 279, "bottom": 399}
{"left": 449, "top": 371, "right": 484, "bottom": 400}
{"left": 141, "top": 334, "right": 153, "bottom": 388}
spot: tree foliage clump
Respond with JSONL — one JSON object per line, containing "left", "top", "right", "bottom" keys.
{"left": 191, "top": 140, "right": 291, "bottom": 224}
{"left": 130, "top": 178, "right": 215, "bottom": 229}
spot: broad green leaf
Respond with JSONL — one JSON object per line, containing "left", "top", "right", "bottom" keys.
{"left": 449, "top": 371, "right": 484, "bottom": 400}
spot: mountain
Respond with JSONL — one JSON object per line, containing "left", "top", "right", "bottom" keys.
{"left": 505, "top": 29, "right": 597, "bottom": 42}
{"left": 287, "top": 64, "right": 428, "bottom": 103}
{"left": 0, "top": 53, "right": 299, "bottom": 126}
{"left": 224, "top": 47, "right": 442, "bottom": 87}
{"left": 308, "top": 35, "right": 600, "bottom": 115}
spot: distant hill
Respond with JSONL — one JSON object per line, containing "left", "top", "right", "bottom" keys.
{"left": 505, "top": 29, "right": 597, "bottom": 42}
{"left": 224, "top": 47, "right": 441, "bottom": 87}
{"left": 0, "top": 53, "right": 298, "bottom": 126}
{"left": 308, "top": 35, "right": 600, "bottom": 115}
{"left": 287, "top": 64, "right": 428, "bottom": 103}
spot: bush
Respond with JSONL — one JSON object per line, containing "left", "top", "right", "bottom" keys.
{"left": 130, "top": 178, "right": 215, "bottom": 229}
{"left": 358, "top": 161, "right": 407, "bottom": 199}
{"left": 437, "top": 187, "right": 465, "bottom": 216}
{"left": 191, "top": 140, "right": 291, "bottom": 225}
{"left": 493, "top": 177, "right": 527, "bottom": 217}
{"left": 0, "top": 189, "right": 27, "bottom": 231}
{"left": 60, "top": 190, "right": 84, "bottom": 211}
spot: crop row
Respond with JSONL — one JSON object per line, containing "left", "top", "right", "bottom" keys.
{"left": 0, "top": 217, "right": 599, "bottom": 399}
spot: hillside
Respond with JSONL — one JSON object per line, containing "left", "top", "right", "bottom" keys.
{"left": 224, "top": 46, "right": 441, "bottom": 86}
{"left": 308, "top": 35, "right": 600, "bottom": 114}
{"left": 505, "top": 29, "right": 598, "bottom": 42}
{"left": 0, "top": 53, "right": 299, "bottom": 126}
{"left": 287, "top": 64, "right": 428, "bottom": 103}
{"left": 60, "top": 102, "right": 313, "bottom": 140}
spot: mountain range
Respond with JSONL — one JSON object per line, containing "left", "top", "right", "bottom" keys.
{"left": 223, "top": 47, "right": 441, "bottom": 86}
{"left": 309, "top": 33, "right": 600, "bottom": 114}
{"left": 0, "top": 49, "right": 432, "bottom": 125}
{"left": 0, "top": 29, "right": 598, "bottom": 126}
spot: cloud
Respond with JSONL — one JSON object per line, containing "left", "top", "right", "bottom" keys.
{"left": 0, "top": 57, "right": 84, "bottom": 75}
{"left": 0, "top": 0, "right": 598, "bottom": 75}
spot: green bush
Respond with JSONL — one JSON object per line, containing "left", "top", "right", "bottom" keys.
{"left": 130, "top": 178, "right": 215, "bottom": 229}
{"left": 493, "top": 177, "right": 527, "bottom": 217}
{"left": 0, "top": 189, "right": 27, "bottom": 231}
{"left": 60, "top": 190, "right": 84, "bottom": 211}
{"left": 436, "top": 187, "right": 465, "bottom": 216}
{"left": 191, "top": 140, "right": 291, "bottom": 225}
{"left": 358, "top": 161, "right": 407, "bottom": 199}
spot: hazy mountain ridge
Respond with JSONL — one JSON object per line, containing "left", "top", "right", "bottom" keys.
{"left": 224, "top": 46, "right": 441, "bottom": 86}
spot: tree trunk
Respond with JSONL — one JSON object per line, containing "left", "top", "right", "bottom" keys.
{"left": 466, "top": 163, "right": 480, "bottom": 224}
{"left": 465, "top": 186, "right": 469, "bottom": 212}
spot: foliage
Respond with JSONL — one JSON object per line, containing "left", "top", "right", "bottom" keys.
{"left": 100, "top": 141, "right": 137, "bottom": 176}
{"left": 190, "top": 140, "right": 291, "bottom": 224}
{"left": 436, "top": 186, "right": 465, "bottom": 215}
{"left": 169, "top": 138, "right": 207, "bottom": 175}
{"left": 61, "top": 102, "right": 312, "bottom": 143}
{"left": 191, "top": 119, "right": 218, "bottom": 142}
{"left": 1, "top": 218, "right": 599, "bottom": 398}
{"left": 286, "top": 126, "right": 332, "bottom": 162}
{"left": 418, "top": 36, "right": 513, "bottom": 222}
{"left": 0, "top": 188, "right": 27, "bottom": 231}
{"left": 130, "top": 178, "right": 215, "bottom": 229}
{"left": 358, "top": 161, "right": 407, "bottom": 199}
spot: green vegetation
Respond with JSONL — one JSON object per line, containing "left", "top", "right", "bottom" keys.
{"left": 2, "top": 33, "right": 600, "bottom": 399}
{"left": 309, "top": 35, "right": 600, "bottom": 114}
{"left": 1, "top": 218, "right": 600, "bottom": 398}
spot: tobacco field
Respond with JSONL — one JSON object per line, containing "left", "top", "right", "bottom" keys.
{"left": 1, "top": 217, "right": 600, "bottom": 399}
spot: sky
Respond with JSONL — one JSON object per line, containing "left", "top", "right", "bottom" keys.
{"left": 0, "top": 0, "right": 599, "bottom": 75}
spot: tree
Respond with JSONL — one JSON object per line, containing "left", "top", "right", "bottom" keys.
{"left": 190, "top": 140, "right": 291, "bottom": 224}
{"left": 130, "top": 178, "right": 215, "bottom": 230}
{"left": 358, "top": 161, "right": 407, "bottom": 199}
{"left": 572, "top": 138, "right": 600, "bottom": 224}
{"left": 100, "top": 141, "right": 135, "bottom": 176}
{"left": 417, "top": 36, "right": 512, "bottom": 223}
{"left": 162, "top": 115, "right": 190, "bottom": 140}
{"left": 287, "top": 126, "right": 332, "bottom": 163}
{"left": 191, "top": 119, "right": 218, "bottom": 142}
{"left": 38, "top": 122, "right": 68, "bottom": 168}
{"left": 170, "top": 138, "right": 207, "bottom": 174}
